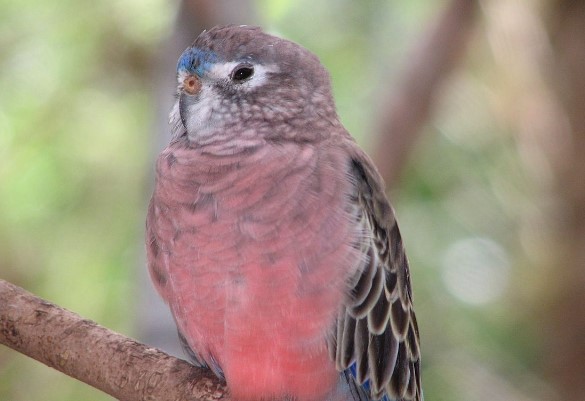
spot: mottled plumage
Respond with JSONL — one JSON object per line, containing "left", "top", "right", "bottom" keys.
{"left": 146, "top": 25, "right": 422, "bottom": 401}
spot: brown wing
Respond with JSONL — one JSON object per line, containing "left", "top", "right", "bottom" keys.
{"left": 332, "top": 154, "right": 422, "bottom": 401}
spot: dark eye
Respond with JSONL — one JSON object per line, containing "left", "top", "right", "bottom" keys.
{"left": 231, "top": 64, "right": 254, "bottom": 82}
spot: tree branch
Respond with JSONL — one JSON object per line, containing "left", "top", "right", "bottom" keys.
{"left": 371, "top": 0, "right": 479, "bottom": 186}
{"left": 0, "top": 279, "right": 228, "bottom": 401}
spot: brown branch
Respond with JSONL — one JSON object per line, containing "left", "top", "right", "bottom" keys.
{"left": 371, "top": 0, "right": 479, "bottom": 187}
{"left": 0, "top": 279, "right": 228, "bottom": 401}
{"left": 543, "top": 2, "right": 585, "bottom": 400}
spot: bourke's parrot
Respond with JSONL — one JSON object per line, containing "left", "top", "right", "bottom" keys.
{"left": 146, "top": 25, "right": 422, "bottom": 401}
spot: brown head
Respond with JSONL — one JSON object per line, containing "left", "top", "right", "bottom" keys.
{"left": 170, "top": 25, "right": 338, "bottom": 144}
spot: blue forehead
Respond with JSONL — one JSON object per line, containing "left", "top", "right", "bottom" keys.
{"left": 177, "top": 48, "right": 219, "bottom": 76}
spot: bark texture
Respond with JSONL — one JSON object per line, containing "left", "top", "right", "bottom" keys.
{"left": 0, "top": 279, "right": 227, "bottom": 401}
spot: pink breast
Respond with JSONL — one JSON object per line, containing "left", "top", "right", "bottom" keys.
{"left": 150, "top": 140, "right": 361, "bottom": 401}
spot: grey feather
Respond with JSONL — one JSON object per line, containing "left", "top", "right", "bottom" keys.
{"left": 367, "top": 325, "right": 398, "bottom": 395}
{"left": 340, "top": 311, "right": 357, "bottom": 369}
{"left": 331, "top": 155, "right": 422, "bottom": 401}
{"left": 354, "top": 317, "right": 370, "bottom": 385}
{"left": 367, "top": 284, "right": 392, "bottom": 335}
{"left": 350, "top": 248, "right": 378, "bottom": 314}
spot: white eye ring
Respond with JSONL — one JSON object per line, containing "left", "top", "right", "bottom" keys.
{"left": 231, "top": 64, "right": 254, "bottom": 82}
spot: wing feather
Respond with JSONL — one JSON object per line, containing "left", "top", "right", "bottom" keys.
{"left": 340, "top": 311, "right": 357, "bottom": 369}
{"left": 354, "top": 317, "right": 370, "bottom": 385}
{"left": 332, "top": 152, "right": 422, "bottom": 401}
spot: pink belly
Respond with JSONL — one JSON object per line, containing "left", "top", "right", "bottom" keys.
{"left": 172, "top": 256, "right": 344, "bottom": 401}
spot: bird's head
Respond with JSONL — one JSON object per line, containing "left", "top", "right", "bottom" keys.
{"left": 170, "top": 25, "right": 337, "bottom": 143}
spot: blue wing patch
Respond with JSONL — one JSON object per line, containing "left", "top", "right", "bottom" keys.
{"left": 346, "top": 363, "right": 393, "bottom": 401}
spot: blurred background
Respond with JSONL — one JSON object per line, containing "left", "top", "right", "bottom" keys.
{"left": 1, "top": 0, "right": 584, "bottom": 400}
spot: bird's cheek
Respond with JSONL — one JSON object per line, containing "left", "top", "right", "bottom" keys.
{"left": 179, "top": 93, "right": 203, "bottom": 132}
{"left": 179, "top": 88, "right": 215, "bottom": 137}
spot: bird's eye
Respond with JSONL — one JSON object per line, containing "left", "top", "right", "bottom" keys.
{"left": 231, "top": 64, "right": 254, "bottom": 82}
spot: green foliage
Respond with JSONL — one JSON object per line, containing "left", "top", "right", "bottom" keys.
{"left": 0, "top": 0, "right": 171, "bottom": 399}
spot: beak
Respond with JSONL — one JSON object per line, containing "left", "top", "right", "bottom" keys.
{"left": 178, "top": 93, "right": 189, "bottom": 130}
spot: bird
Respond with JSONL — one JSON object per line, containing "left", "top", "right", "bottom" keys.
{"left": 146, "top": 25, "right": 422, "bottom": 401}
